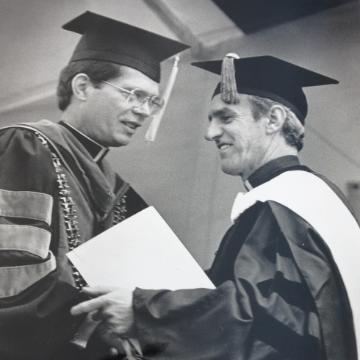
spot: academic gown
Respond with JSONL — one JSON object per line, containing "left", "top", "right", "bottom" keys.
{"left": 0, "top": 120, "right": 147, "bottom": 360}
{"left": 131, "top": 156, "right": 357, "bottom": 360}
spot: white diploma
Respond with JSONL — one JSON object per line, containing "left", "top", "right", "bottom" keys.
{"left": 67, "top": 206, "right": 214, "bottom": 290}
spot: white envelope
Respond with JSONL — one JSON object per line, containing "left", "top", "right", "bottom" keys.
{"left": 67, "top": 206, "right": 214, "bottom": 290}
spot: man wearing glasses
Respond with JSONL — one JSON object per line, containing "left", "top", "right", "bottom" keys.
{"left": 0, "top": 11, "right": 187, "bottom": 360}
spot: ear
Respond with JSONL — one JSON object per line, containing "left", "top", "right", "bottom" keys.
{"left": 266, "top": 105, "right": 286, "bottom": 134}
{"left": 71, "top": 73, "right": 92, "bottom": 101}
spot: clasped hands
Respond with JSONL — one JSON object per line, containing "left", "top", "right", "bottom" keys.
{"left": 71, "top": 286, "right": 135, "bottom": 354}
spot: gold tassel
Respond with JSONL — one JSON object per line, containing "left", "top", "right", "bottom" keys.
{"left": 220, "top": 53, "right": 240, "bottom": 104}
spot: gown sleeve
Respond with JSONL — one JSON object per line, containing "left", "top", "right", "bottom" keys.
{"left": 0, "top": 128, "right": 84, "bottom": 360}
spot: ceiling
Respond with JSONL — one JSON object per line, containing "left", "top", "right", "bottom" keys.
{"left": 0, "top": 0, "right": 358, "bottom": 114}
{"left": 212, "top": 0, "right": 357, "bottom": 33}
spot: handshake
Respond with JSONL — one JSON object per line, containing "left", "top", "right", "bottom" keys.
{"left": 71, "top": 286, "right": 137, "bottom": 358}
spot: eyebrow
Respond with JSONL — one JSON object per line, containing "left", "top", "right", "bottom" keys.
{"left": 120, "top": 82, "right": 160, "bottom": 98}
{"left": 208, "top": 108, "right": 238, "bottom": 121}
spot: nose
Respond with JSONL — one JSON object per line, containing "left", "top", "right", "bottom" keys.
{"left": 205, "top": 119, "right": 223, "bottom": 141}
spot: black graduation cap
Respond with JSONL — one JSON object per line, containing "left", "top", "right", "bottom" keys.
{"left": 63, "top": 11, "right": 189, "bottom": 82}
{"left": 192, "top": 55, "right": 338, "bottom": 123}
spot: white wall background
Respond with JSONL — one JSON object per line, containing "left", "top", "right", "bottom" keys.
{"left": 0, "top": 0, "right": 359, "bottom": 268}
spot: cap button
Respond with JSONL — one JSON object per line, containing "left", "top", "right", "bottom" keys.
{"left": 225, "top": 53, "right": 240, "bottom": 59}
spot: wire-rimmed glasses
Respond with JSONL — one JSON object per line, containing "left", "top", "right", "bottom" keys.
{"left": 102, "top": 80, "right": 164, "bottom": 115}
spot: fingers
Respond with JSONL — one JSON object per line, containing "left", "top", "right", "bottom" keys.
{"left": 71, "top": 296, "right": 107, "bottom": 315}
{"left": 90, "top": 309, "right": 103, "bottom": 321}
{"left": 81, "top": 286, "right": 118, "bottom": 296}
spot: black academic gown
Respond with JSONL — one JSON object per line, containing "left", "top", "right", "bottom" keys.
{"left": 131, "top": 156, "right": 357, "bottom": 360}
{"left": 0, "top": 120, "right": 147, "bottom": 360}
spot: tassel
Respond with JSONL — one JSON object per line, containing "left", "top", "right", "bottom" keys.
{"left": 220, "top": 53, "right": 240, "bottom": 104}
{"left": 145, "top": 56, "right": 180, "bottom": 142}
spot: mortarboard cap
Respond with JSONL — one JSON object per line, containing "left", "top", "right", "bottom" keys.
{"left": 63, "top": 11, "right": 189, "bottom": 82}
{"left": 192, "top": 55, "right": 338, "bottom": 123}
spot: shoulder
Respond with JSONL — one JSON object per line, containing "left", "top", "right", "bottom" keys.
{"left": 0, "top": 124, "right": 46, "bottom": 152}
{"left": 266, "top": 200, "right": 310, "bottom": 228}
{"left": 311, "top": 171, "right": 355, "bottom": 215}
{"left": 0, "top": 121, "right": 66, "bottom": 145}
{"left": 233, "top": 200, "right": 314, "bottom": 252}
{"left": 236, "top": 200, "right": 304, "bottom": 232}
{"left": 0, "top": 125, "right": 56, "bottom": 193}
{"left": 0, "top": 125, "right": 53, "bottom": 163}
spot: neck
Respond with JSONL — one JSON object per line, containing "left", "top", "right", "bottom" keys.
{"left": 243, "top": 142, "right": 298, "bottom": 181}
{"left": 61, "top": 105, "right": 83, "bottom": 127}
{"left": 61, "top": 107, "right": 94, "bottom": 142}
{"left": 61, "top": 108, "right": 104, "bottom": 147}
{"left": 260, "top": 146, "right": 298, "bottom": 168}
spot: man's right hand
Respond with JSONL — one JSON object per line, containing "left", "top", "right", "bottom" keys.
{"left": 71, "top": 286, "right": 135, "bottom": 350}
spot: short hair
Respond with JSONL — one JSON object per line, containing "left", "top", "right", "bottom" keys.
{"left": 56, "top": 60, "right": 122, "bottom": 111}
{"left": 246, "top": 94, "right": 305, "bottom": 151}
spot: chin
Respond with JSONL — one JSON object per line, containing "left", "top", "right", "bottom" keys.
{"left": 116, "top": 141, "right": 130, "bottom": 147}
{"left": 221, "top": 164, "right": 242, "bottom": 176}
{"left": 110, "top": 136, "right": 132, "bottom": 147}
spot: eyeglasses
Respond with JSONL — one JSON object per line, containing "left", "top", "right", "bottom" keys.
{"left": 102, "top": 80, "right": 164, "bottom": 115}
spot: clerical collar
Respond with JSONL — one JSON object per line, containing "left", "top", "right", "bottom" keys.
{"left": 245, "top": 156, "right": 307, "bottom": 190}
{"left": 60, "top": 121, "right": 109, "bottom": 162}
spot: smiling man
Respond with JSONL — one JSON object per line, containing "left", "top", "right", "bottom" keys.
{"left": 0, "top": 11, "right": 187, "bottom": 360}
{"left": 72, "top": 55, "right": 359, "bottom": 360}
